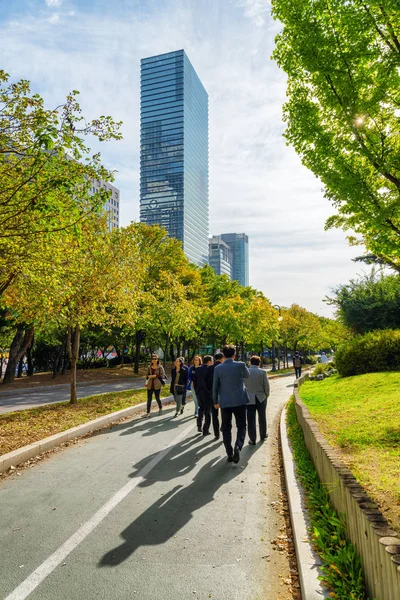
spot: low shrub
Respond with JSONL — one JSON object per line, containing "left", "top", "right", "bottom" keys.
{"left": 304, "top": 355, "right": 318, "bottom": 365}
{"left": 335, "top": 329, "right": 400, "bottom": 377}
{"left": 312, "top": 363, "right": 332, "bottom": 376}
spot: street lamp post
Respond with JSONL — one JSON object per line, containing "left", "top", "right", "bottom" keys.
{"left": 271, "top": 305, "right": 282, "bottom": 372}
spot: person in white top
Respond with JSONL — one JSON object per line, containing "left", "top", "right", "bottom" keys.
{"left": 320, "top": 352, "right": 328, "bottom": 364}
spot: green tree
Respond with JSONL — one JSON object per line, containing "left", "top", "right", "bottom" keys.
{"left": 326, "top": 270, "right": 400, "bottom": 334}
{"left": 0, "top": 70, "right": 122, "bottom": 296}
{"left": 272, "top": 0, "right": 400, "bottom": 270}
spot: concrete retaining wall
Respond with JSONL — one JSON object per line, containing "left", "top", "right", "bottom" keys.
{"left": 294, "top": 377, "right": 400, "bottom": 600}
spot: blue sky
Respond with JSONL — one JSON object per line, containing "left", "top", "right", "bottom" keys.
{"left": 0, "top": 0, "right": 366, "bottom": 315}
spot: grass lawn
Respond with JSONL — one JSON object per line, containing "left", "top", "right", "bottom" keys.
{"left": 300, "top": 372, "right": 400, "bottom": 532}
{"left": 0, "top": 387, "right": 172, "bottom": 456}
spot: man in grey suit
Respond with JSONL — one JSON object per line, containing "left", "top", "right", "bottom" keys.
{"left": 246, "top": 356, "right": 270, "bottom": 444}
{"left": 212, "top": 345, "right": 250, "bottom": 463}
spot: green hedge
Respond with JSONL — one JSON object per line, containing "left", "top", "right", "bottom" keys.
{"left": 335, "top": 329, "right": 400, "bottom": 377}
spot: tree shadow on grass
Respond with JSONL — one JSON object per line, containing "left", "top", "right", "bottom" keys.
{"left": 98, "top": 444, "right": 258, "bottom": 567}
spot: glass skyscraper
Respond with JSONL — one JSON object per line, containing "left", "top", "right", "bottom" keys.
{"left": 220, "top": 233, "right": 249, "bottom": 287}
{"left": 140, "top": 50, "right": 209, "bottom": 266}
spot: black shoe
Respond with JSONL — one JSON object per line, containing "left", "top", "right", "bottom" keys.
{"left": 248, "top": 440, "right": 256, "bottom": 446}
{"left": 180, "top": 408, "right": 184, "bottom": 415}
{"left": 173, "top": 413, "right": 178, "bottom": 418}
{"left": 203, "top": 431, "right": 211, "bottom": 437}
{"left": 227, "top": 455, "right": 234, "bottom": 463}
{"left": 261, "top": 433, "right": 269, "bottom": 440}
{"left": 197, "top": 427, "right": 202, "bottom": 433}
{"left": 233, "top": 446, "right": 240, "bottom": 463}
{"left": 214, "top": 435, "right": 220, "bottom": 441}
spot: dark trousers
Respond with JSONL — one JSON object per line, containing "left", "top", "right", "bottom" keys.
{"left": 147, "top": 388, "right": 162, "bottom": 413}
{"left": 211, "top": 405, "right": 220, "bottom": 437}
{"left": 197, "top": 390, "right": 211, "bottom": 433}
{"left": 221, "top": 405, "right": 247, "bottom": 457}
{"left": 247, "top": 399, "right": 267, "bottom": 442}
{"left": 295, "top": 367, "right": 302, "bottom": 378}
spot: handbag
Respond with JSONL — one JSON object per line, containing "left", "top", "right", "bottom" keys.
{"left": 175, "top": 384, "right": 185, "bottom": 395}
{"left": 158, "top": 375, "right": 166, "bottom": 386}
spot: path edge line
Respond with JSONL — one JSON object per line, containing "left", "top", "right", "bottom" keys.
{"left": 0, "top": 394, "right": 187, "bottom": 475}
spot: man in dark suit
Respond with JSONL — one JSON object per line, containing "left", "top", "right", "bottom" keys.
{"left": 193, "top": 355, "right": 214, "bottom": 436}
{"left": 212, "top": 345, "right": 249, "bottom": 463}
{"left": 205, "top": 352, "right": 224, "bottom": 440}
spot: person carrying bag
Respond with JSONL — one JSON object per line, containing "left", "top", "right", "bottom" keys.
{"left": 145, "top": 354, "right": 167, "bottom": 418}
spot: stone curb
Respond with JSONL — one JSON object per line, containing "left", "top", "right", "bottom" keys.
{"left": 280, "top": 403, "right": 330, "bottom": 600}
{"left": 0, "top": 393, "right": 183, "bottom": 475}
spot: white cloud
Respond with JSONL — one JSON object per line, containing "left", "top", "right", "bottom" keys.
{"left": 48, "top": 13, "right": 60, "bottom": 24}
{"left": 0, "top": 0, "right": 365, "bottom": 316}
{"left": 45, "top": 0, "right": 62, "bottom": 7}
{"left": 236, "top": 0, "right": 271, "bottom": 27}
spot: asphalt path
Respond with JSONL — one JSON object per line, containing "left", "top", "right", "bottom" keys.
{"left": 0, "top": 379, "right": 147, "bottom": 414}
{"left": 0, "top": 376, "right": 296, "bottom": 600}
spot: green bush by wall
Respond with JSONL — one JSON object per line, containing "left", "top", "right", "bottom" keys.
{"left": 335, "top": 329, "right": 400, "bottom": 376}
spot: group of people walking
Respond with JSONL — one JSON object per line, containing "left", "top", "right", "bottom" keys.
{"left": 145, "top": 345, "right": 270, "bottom": 465}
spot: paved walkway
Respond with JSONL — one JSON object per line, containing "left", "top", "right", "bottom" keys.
{"left": 0, "top": 376, "right": 297, "bottom": 600}
{"left": 0, "top": 379, "right": 146, "bottom": 414}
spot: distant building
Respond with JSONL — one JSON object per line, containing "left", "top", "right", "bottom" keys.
{"left": 220, "top": 233, "right": 249, "bottom": 287}
{"left": 91, "top": 180, "right": 120, "bottom": 231}
{"left": 209, "top": 236, "right": 233, "bottom": 278}
{"left": 139, "top": 49, "right": 209, "bottom": 266}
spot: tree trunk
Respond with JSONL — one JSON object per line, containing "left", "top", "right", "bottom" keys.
{"left": 3, "top": 326, "right": 34, "bottom": 384}
{"left": 67, "top": 325, "right": 80, "bottom": 404}
{"left": 176, "top": 341, "right": 181, "bottom": 358}
{"left": 134, "top": 332, "right": 141, "bottom": 374}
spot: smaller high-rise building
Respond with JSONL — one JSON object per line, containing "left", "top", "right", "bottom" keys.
{"left": 220, "top": 233, "right": 249, "bottom": 287}
{"left": 91, "top": 180, "right": 120, "bottom": 230}
{"left": 209, "top": 236, "right": 233, "bottom": 278}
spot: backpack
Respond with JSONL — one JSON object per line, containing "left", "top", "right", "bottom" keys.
{"left": 294, "top": 357, "right": 301, "bottom": 368}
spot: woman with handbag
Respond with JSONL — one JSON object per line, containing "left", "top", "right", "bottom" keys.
{"left": 170, "top": 357, "right": 189, "bottom": 418}
{"left": 188, "top": 355, "right": 202, "bottom": 417}
{"left": 145, "top": 354, "right": 167, "bottom": 418}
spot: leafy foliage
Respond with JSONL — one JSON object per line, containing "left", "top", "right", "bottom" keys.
{"left": 272, "top": 0, "right": 400, "bottom": 270}
{"left": 286, "top": 398, "right": 368, "bottom": 599}
{"left": 326, "top": 270, "right": 400, "bottom": 334}
{"left": 335, "top": 329, "right": 400, "bottom": 376}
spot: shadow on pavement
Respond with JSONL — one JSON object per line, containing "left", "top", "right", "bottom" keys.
{"left": 99, "top": 443, "right": 259, "bottom": 568}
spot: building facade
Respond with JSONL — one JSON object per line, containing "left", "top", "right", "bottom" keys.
{"left": 209, "top": 236, "right": 233, "bottom": 278}
{"left": 220, "top": 233, "right": 249, "bottom": 287}
{"left": 91, "top": 180, "right": 120, "bottom": 231}
{"left": 139, "top": 50, "right": 209, "bottom": 266}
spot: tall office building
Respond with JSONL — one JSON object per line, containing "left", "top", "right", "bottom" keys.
{"left": 139, "top": 50, "right": 209, "bottom": 266}
{"left": 220, "top": 233, "right": 249, "bottom": 287}
{"left": 209, "top": 236, "right": 233, "bottom": 278}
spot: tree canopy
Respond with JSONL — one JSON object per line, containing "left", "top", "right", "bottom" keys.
{"left": 326, "top": 270, "right": 400, "bottom": 334}
{"left": 272, "top": 0, "right": 400, "bottom": 271}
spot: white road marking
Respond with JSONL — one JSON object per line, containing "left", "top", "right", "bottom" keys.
{"left": 5, "top": 421, "right": 195, "bottom": 600}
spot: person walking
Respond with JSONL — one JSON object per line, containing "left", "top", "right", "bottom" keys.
{"left": 145, "top": 354, "right": 167, "bottom": 418}
{"left": 212, "top": 345, "right": 250, "bottom": 464}
{"left": 293, "top": 351, "right": 303, "bottom": 379}
{"left": 170, "top": 357, "right": 189, "bottom": 417}
{"left": 246, "top": 356, "right": 270, "bottom": 444}
{"left": 188, "top": 356, "right": 202, "bottom": 417}
{"left": 205, "top": 352, "right": 224, "bottom": 440}
{"left": 320, "top": 351, "right": 328, "bottom": 364}
{"left": 193, "top": 355, "right": 214, "bottom": 436}
{"left": 178, "top": 357, "right": 189, "bottom": 408}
